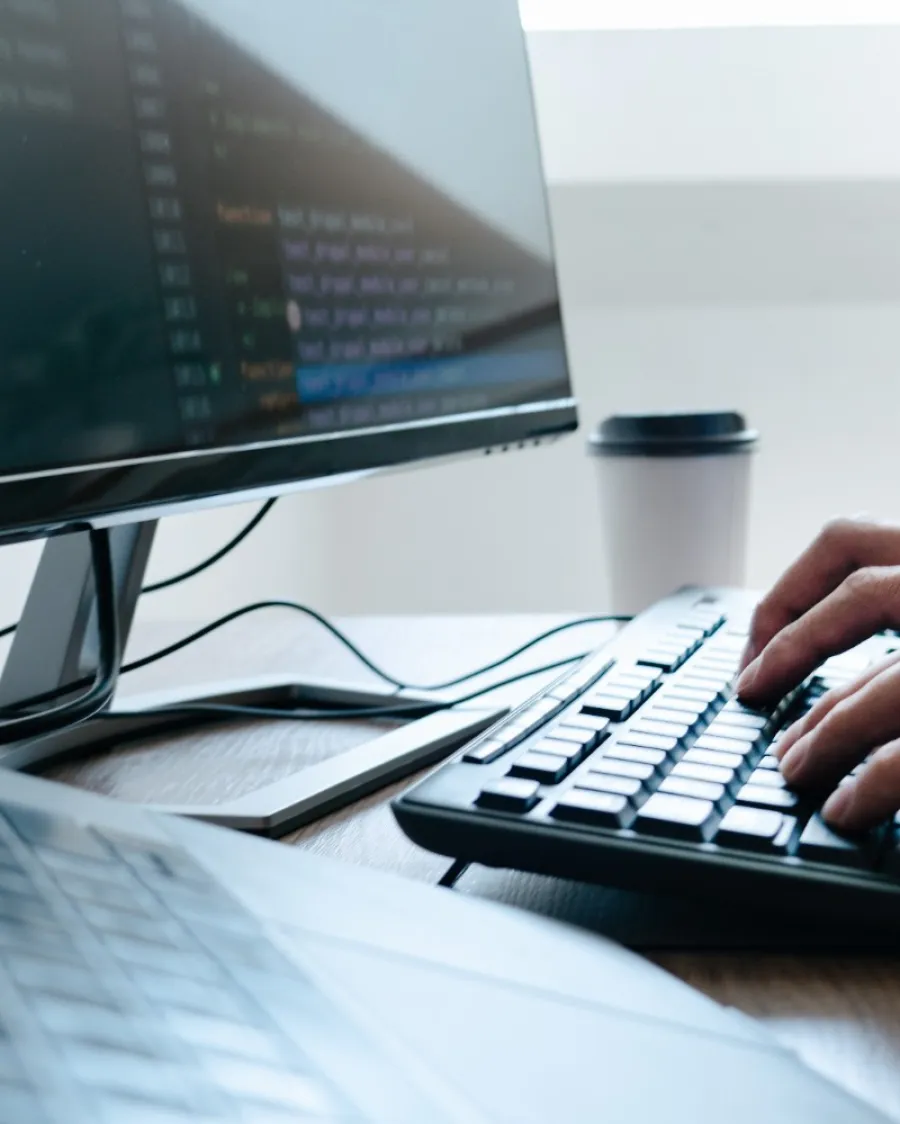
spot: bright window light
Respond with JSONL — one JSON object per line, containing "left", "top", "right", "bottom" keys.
{"left": 519, "top": 0, "right": 900, "bottom": 31}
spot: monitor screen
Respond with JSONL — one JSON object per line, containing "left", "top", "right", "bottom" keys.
{"left": 0, "top": 0, "right": 572, "bottom": 484}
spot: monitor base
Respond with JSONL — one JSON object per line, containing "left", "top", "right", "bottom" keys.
{"left": 0, "top": 525, "right": 503, "bottom": 837}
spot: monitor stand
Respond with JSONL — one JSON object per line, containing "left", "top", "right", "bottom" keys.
{"left": 0, "top": 523, "right": 506, "bottom": 838}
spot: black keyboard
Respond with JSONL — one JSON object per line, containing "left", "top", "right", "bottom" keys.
{"left": 393, "top": 588, "right": 900, "bottom": 924}
{"left": 0, "top": 800, "right": 438, "bottom": 1123}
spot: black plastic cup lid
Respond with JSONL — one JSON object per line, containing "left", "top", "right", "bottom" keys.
{"left": 587, "top": 411, "right": 758, "bottom": 458}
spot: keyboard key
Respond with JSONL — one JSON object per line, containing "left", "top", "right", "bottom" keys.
{"left": 706, "top": 634, "right": 744, "bottom": 652}
{"left": 678, "top": 612, "right": 725, "bottom": 636}
{"left": 580, "top": 694, "right": 635, "bottom": 722}
{"left": 658, "top": 776, "right": 726, "bottom": 804}
{"left": 797, "top": 815, "right": 872, "bottom": 868}
{"left": 757, "top": 755, "right": 780, "bottom": 770}
{"left": 544, "top": 727, "right": 599, "bottom": 751}
{"left": 604, "top": 744, "right": 667, "bottom": 770}
{"left": 590, "top": 758, "right": 655, "bottom": 783}
{"left": 745, "top": 769, "right": 787, "bottom": 789}
{"left": 646, "top": 707, "right": 704, "bottom": 729}
{"left": 130, "top": 970, "right": 251, "bottom": 1022}
{"left": 678, "top": 674, "right": 729, "bottom": 695}
{"left": 603, "top": 678, "right": 647, "bottom": 701}
{"left": 560, "top": 714, "right": 612, "bottom": 739}
{"left": 476, "top": 778, "right": 541, "bottom": 813}
{"left": 670, "top": 760, "right": 736, "bottom": 787}
{"left": 696, "top": 651, "right": 737, "bottom": 665}
{"left": 65, "top": 1046, "right": 199, "bottom": 1108}
{"left": 508, "top": 752, "right": 570, "bottom": 784}
{"left": 548, "top": 681, "right": 584, "bottom": 707}
{"left": 735, "top": 784, "right": 799, "bottom": 811}
{"left": 695, "top": 668, "right": 738, "bottom": 684}
{"left": 463, "top": 738, "right": 509, "bottom": 765}
{"left": 716, "top": 806, "right": 795, "bottom": 853}
{"left": 718, "top": 703, "right": 769, "bottom": 730}
{"left": 635, "top": 793, "right": 718, "bottom": 842}
{"left": 494, "top": 721, "right": 531, "bottom": 746}
{"left": 523, "top": 698, "right": 561, "bottom": 724}
{"left": 617, "top": 731, "right": 679, "bottom": 754}
{"left": 682, "top": 747, "right": 744, "bottom": 772}
{"left": 532, "top": 738, "right": 583, "bottom": 764}
{"left": 164, "top": 1009, "right": 286, "bottom": 1064}
{"left": 703, "top": 721, "right": 762, "bottom": 746}
{"left": 61, "top": 873, "right": 153, "bottom": 916}
{"left": 617, "top": 666, "right": 662, "bottom": 686}
{"left": 565, "top": 656, "right": 615, "bottom": 690}
{"left": 650, "top": 697, "right": 706, "bottom": 720}
{"left": 662, "top": 631, "right": 700, "bottom": 650}
{"left": 692, "top": 653, "right": 739, "bottom": 670}
{"left": 34, "top": 995, "right": 163, "bottom": 1056}
{"left": 3, "top": 805, "right": 112, "bottom": 863}
{"left": 656, "top": 689, "right": 711, "bottom": 710}
{"left": 6, "top": 950, "right": 96, "bottom": 995}
{"left": 104, "top": 939, "right": 222, "bottom": 980}
{"left": 631, "top": 718, "right": 691, "bottom": 740}
{"left": 575, "top": 773, "right": 644, "bottom": 800}
{"left": 550, "top": 789, "right": 632, "bottom": 829}
{"left": 692, "top": 734, "right": 756, "bottom": 758}
{"left": 205, "top": 1056, "right": 342, "bottom": 1116}
{"left": 637, "top": 650, "right": 684, "bottom": 673}
{"left": 664, "top": 686, "right": 717, "bottom": 705}
{"left": 0, "top": 915, "right": 77, "bottom": 959}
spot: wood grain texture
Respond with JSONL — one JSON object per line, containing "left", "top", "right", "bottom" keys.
{"left": 653, "top": 953, "right": 900, "bottom": 1122}
{"left": 35, "top": 612, "right": 900, "bottom": 1122}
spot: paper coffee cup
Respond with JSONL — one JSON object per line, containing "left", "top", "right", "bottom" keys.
{"left": 588, "top": 412, "right": 759, "bottom": 616}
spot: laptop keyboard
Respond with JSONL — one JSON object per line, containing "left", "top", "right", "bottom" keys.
{"left": 394, "top": 589, "right": 900, "bottom": 921}
{"left": 0, "top": 800, "right": 434, "bottom": 1123}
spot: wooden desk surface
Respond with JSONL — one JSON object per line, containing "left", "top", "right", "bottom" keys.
{"left": 44, "top": 612, "right": 900, "bottom": 1122}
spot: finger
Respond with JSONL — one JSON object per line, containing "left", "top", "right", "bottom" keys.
{"left": 822, "top": 740, "right": 900, "bottom": 832}
{"left": 773, "top": 651, "right": 900, "bottom": 761}
{"left": 737, "top": 565, "right": 900, "bottom": 703}
{"left": 739, "top": 518, "right": 900, "bottom": 672}
{"left": 779, "top": 659, "right": 900, "bottom": 788}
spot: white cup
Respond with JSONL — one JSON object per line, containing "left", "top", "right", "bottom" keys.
{"left": 588, "top": 412, "right": 759, "bottom": 616}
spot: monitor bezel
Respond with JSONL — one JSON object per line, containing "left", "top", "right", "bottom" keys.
{"left": 0, "top": 397, "right": 578, "bottom": 544}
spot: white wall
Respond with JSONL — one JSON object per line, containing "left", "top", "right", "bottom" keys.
{"left": 5, "top": 24, "right": 900, "bottom": 627}
{"left": 309, "top": 26, "right": 900, "bottom": 613}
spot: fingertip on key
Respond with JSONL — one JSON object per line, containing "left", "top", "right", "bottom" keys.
{"left": 779, "top": 740, "right": 808, "bottom": 783}
{"left": 736, "top": 657, "right": 760, "bottom": 698}
{"left": 822, "top": 783, "right": 855, "bottom": 829}
{"left": 773, "top": 722, "right": 802, "bottom": 761}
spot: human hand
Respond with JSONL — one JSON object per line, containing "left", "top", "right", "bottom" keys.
{"left": 735, "top": 517, "right": 900, "bottom": 830}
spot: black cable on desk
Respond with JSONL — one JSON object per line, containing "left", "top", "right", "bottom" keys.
{"left": 0, "top": 498, "right": 279, "bottom": 640}
{"left": 0, "top": 602, "right": 628, "bottom": 716}
{"left": 120, "top": 604, "right": 627, "bottom": 688}
{"left": 106, "top": 651, "right": 590, "bottom": 724}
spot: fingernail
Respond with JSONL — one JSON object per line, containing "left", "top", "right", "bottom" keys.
{"left": 823, "top": 783, "right": 855, "bottom": 828}
{"left": 779, "top": 738, "right": 808, "bottom": 782}
{"left": 736, "top": 657, "right": 760, "bottom": 696}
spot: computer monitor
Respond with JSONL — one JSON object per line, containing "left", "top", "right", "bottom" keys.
{"left": 0, "top": 0, "right": 576, "bottom": 833}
